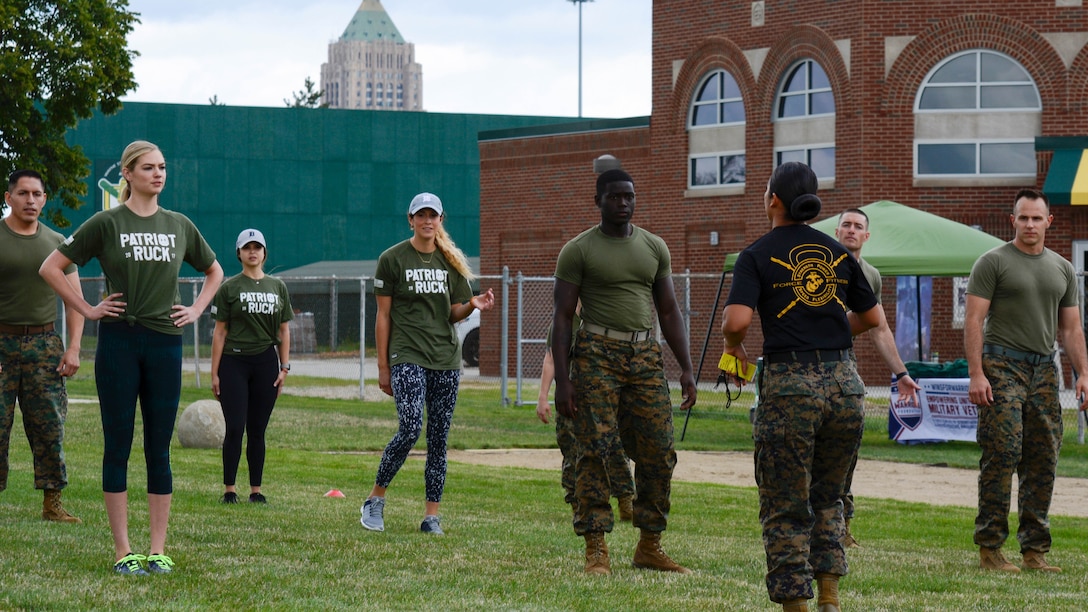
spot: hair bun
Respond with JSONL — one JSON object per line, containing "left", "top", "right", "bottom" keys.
{"left": 789, "top": 193, "right": 822, "bottom": 222}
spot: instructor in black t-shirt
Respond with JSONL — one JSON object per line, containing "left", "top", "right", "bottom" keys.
{"left": 722, "top": 161, "right": 884, "bottom": 612}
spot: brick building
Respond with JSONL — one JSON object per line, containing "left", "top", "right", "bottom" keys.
{"left": 479, "top": 0, "right": 1088, "bottom": 384}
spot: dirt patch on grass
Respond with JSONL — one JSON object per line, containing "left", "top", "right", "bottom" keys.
{"left": 447, "top": 449, "right": 1088, "bottom": 518}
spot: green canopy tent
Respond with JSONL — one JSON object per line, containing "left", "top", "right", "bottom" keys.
{"left": 683, "top": 200, "right": 1006, "bottom": 440}
{"left": 722, "top": 200, "right": 1006, "bottom": 275}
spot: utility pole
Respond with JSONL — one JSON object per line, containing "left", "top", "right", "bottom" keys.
{"left": 566, "top": 0, "right": 593, "bottom": 118}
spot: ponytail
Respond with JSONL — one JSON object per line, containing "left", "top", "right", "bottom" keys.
{"left": 434, "top": 224, "right": 475, "bottom": 281}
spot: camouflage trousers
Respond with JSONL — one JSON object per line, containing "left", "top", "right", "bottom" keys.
{"left": 753, "top": 359, "right": 864, "bottom": 604}
{"left": 0, "top": 331, "right": 69, "bottom": 492}
{"left": 974, "top": 355, "right": 1062, "bottom": 553}
{"left": 568, "top": 329, "right": 675, "bottom": 535}
{"left": 556, "top": 410, "right": 635, "bottom": 505}
{"left": 841, "top": 453, "right": 859, "bottom": 519}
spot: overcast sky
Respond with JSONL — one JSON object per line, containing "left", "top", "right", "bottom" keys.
{"left": 122, "top": 0, "right": 652, "bottom": 118}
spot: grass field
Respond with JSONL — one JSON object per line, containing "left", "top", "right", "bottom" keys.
{"left": 2, "top": 372, "right": 1087, "bottom": 610}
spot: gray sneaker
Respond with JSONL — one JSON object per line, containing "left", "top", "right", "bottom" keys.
{"left": 360, "top": 496, "right": 385, "bottom": 532}
{"left": 420, "top": 515, "right": 444, "bottom": 535}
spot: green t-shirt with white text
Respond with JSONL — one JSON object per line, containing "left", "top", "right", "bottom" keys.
{"left": 212, "top": 274, "right": 293, "bottom": 356}
{"left": 58, "top": 205, "right": 217, "bottom": 335}
{"left": 374, "top": 240, "right": 473, "bottom": 370}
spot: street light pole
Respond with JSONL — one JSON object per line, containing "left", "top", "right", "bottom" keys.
{"left": 567, "top": 0, "right": 593, "bottom": 118}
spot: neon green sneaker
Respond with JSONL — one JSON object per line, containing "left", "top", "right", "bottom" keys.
{"left": 114, "top": 553, "right": 148, "bottom": 576}
{"left": 147, "top": 554, "right": 175, "bottom": 574}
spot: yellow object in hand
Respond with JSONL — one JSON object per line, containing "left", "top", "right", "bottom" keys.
{"left": 718, "top": 353, "right": 756, "bottom": 381}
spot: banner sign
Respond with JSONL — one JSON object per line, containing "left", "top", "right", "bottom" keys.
{"left": 888, "top": 377, "right": 978, "bottom": 443}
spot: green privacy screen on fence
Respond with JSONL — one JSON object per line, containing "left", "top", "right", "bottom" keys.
{"left": 62, "top": 102, "right": 589, "bottom": 277}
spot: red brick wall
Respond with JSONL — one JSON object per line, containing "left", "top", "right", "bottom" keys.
{"left": 480, "top": 1, "right": 1088, "bottom": 385}
{"left": 477, "top": 130, "right": 652, "bottom": 375}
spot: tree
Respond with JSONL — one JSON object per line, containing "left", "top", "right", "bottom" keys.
{"left": 284, "top": 77, "right": 326, "bottom": 109}
{"left": 0, "top": 1, "right": 138, "bottom": 226}
{"left": 208, "top": 95, "right": 225, "bottom": 106}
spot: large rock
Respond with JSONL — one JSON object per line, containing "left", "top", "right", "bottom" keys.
{"left": 177, "top": 400, "right": 225, "bottom": 449}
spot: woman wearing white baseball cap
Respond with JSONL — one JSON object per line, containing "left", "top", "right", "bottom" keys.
{"left": 210, "top": 228, "right": 293, "bottom": 506}
{"left": 361, "top": 192, "right": 494, "bottom": 535}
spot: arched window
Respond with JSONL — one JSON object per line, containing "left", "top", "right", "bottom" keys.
{"left": 690, "top": 70, "right": 744, "bottom": 127}
{"left": 687, "top": 69, "right": 746, "bottom": 190}
{"left": 914, "top": 50, "right": 1040, "bottom": 179}
{"left": 776, "top": 60, "right": 834, "bottom": 119}
{"left": 773, "top": 59, "right": 836, "bottom": 181}
{"left": 918, "top": 50, "right": 1040, "bottom": 111}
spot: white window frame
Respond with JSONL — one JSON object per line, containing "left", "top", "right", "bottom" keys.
{"left": 774, "top": 59, "right": 835, "bottom": 121}
{"left": 915, "top": 49, "right": 1041, "bottom": 114}
{"left": 913, "top": 49, "right": 1040, "bottom": 184}
{"left": 689, "top": 69, "right": 746, "bottom": 129}
{"left": 774, "top": 145, "right": 836, "bottom": 181}
{"left": 689, "top": 151, "right": 747, "bottom": 189}
{"left": 914, "top": 138, "right": 1036, "bottom": 179}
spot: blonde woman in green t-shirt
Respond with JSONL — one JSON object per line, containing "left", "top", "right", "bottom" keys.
{"left": 41, "top": 140, "right": 224, "bottom": 576}
{"left": 211, "top": 229, "right": 293, "bottom": 506}
{"left": 361, "top": 192, "right": 494, "bottom": 535}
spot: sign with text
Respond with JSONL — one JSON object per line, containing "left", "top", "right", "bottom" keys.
{"left": 888, "top": 377, "right": 978, "bottom": 443}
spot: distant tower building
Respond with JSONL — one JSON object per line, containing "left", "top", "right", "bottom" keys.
{"left": 320, "top": 0, "right": 422, "bottom": 110}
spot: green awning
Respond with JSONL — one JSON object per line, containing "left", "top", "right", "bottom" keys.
{"left": 1043, "top": 149, "right": 1088, "bottom": 205}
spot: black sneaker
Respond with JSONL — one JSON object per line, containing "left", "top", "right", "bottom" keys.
{"left": 113, "top": 553, "right": 148, "bottom": 576}
{"left": 220, "top": 492, "right": 239, "bottom": 504}
{"left": 249, "top": 493, "right": 267, "bottom": 504}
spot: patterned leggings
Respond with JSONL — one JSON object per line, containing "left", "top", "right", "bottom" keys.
{"left": 374, "top": 364, "right": 460, "bottom": 502}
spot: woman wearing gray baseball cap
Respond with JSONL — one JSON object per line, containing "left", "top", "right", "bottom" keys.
{"left": 361, "top": 192, "right": 494, "bottom": 535}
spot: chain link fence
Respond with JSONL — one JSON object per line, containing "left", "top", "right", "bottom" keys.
{"left": 71, "top": 276, "right": 370, "bottom": 394}
{"left": 59, "top": 270, "right": 1087, "bottom": 441}
{"left": 62, "top": 271, "right": 917, "bottom": 420}
{"left": 494, "top": 270, "right": 727, "bottom": 408}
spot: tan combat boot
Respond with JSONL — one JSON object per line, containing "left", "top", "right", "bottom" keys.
{"left": 815, "top": 573, "right": 841, "bottom": 612}
{"left": 842, "top": 518, "right": 860, "bottom": 549}
{"left": 782, "top": 600, "right": 809, "bottom": 612}
{"left": 617, "top": 496, "right": 634, "bottom": 522}
{"left": 979, "top": 547, "right": 1020, "bottom": 573}
{"left": 42, "top": 489, "right": 82, "bottom": 524}
{"left": 1021, "top": 550, "right": 1061, "bottom": 573}
{"left": 584, "top": 532, "right": 611, "bottom": 575}
{"left": 632, "top": 530, "right": 692, "bottom": 574}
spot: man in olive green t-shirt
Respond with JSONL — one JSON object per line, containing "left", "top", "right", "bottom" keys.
{"left": 966, "top": 189, "right": 1088, "bottom": 574}
{"left": 0, "top": 170, "right": 84, "bottom": 523}
{"left": 834, "top": 208, "right": 919, "bottom": 548}
{"left": 552, "top": 168, "right": 697, "bottom": 576}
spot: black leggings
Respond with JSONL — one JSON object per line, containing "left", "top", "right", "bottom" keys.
{"left": 219, "top": 347, "right": 280, "bottom": 487}
{"left": 96, "top": 323, "right": 182, "bottom": 494}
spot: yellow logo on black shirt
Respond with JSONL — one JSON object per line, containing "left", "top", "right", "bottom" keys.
{"left": 770, "top": 244, "right": 849, "bottom": 317}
